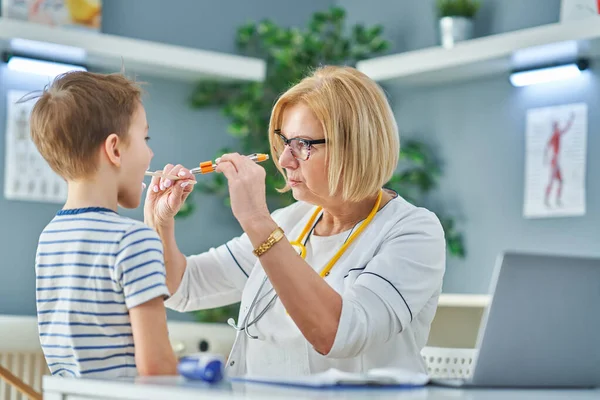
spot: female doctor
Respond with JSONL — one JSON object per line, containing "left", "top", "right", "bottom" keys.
{"left": 144, "top": 66, "right": 446, "bottom": 378}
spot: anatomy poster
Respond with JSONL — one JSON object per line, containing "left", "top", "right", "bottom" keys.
{"left": 523, "top": 103, "right": 587, "bottom": 218}
{"left": 4, "top": 90, "right": 68, "bottom": 204}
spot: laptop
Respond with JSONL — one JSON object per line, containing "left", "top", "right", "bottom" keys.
{"left": 432, "top": 251, "right": 600, "bottom": 388}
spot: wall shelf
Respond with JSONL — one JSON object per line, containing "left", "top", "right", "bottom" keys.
{"left": 356, "top": 16, "right": 600, "bottom": 87}
{"left": 438, "top": 293, "right": 490, "bottom": 308}
{"left": 0, "top": 17, "right": 266, "bottom": 82}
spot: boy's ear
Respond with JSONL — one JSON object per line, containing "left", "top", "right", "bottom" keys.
{"left": 104, "top": 133, "right": 122, "bottom": 167}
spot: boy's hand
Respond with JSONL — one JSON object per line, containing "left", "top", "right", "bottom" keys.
{"left": 144, "top": 164, "right": 196, "bottom": 228}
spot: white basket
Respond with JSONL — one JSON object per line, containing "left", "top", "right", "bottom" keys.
{"left": 421, "top": 346, "right": 477, "bottom": 379}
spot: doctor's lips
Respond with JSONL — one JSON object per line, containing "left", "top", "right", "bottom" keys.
{"left": 144, "top": 153, "right": 270, "bottom": 180}
{"left": 288, "top": 178, "right": 302, "bottom": 187}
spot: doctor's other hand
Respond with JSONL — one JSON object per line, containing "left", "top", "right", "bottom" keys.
{"left": 144, "top": 163, "right": 196, "bottom": 229}
{"left": 216, "top": 153, "right": 270, "bottom": 228}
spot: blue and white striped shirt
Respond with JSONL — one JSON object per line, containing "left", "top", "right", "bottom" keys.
{"left": 35, "top": 207, "right": 170, "bottom": 378}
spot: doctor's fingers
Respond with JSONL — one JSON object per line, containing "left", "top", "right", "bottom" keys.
{"left": 165, "top": 164, "right": 196, "bottom": 188}
{"left": 218, "top": 153, "right": 264, "bottom": 183}
{"left": 168, "top": 176, "right": 193, "bottom": 203}
{"left": 163, "top": 164, "right": 187, "bottom": 189}
{"left": 222, "top": 153, "right": 262, "bottom": 175}
{"left": 146, "top": 174, "right": 161, "bottom": 200}
{"left": 176, "top": 166, "right": 196, "bottom": 182}
{"left": 216, "top": 160, "right": 238, "bottom": 181}
{"left": 216, "top": 153, "right": 241, "bottom": 172}
{"left": 156, "top": 163, "right": 173, "bottom": 191}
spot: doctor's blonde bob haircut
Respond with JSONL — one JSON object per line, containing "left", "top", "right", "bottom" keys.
{"left": 268, "top": 65, "right": 400, "bottom": 202}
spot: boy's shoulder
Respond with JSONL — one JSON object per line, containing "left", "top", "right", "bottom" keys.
{"left": 115, "top": 217, "right": 161, "bottom": 250}
{"left": 43, "top": 207, "right": 159, "bottom": 246}
{"left": 114, "top": 214, "right": 158, "bottom": 237}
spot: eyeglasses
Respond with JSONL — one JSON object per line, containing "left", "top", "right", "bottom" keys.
{"left": 273, "top": 129, "right": 326, "bottom": 161}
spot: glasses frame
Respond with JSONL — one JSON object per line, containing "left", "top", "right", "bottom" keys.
{"left": 273, "top": 129, "right": 326, "bottom": 161}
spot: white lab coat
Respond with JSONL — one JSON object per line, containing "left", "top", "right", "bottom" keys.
{"left": 165, "top": 194, "right": 446, "bottom": 377}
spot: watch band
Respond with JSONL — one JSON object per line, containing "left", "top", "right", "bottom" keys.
{"left": 252, "top": 227, "right": 285, "bottom": 257}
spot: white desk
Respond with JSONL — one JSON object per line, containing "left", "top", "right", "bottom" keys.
{"left": 43, "top": 376, "right": 600, "bottom": 400}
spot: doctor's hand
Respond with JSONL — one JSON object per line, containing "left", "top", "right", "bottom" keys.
{"left": 144, "top": 163, "right": 196, "bottom": 229}
{"left": 216, "top": 153, "right": 270, "bottom": 228}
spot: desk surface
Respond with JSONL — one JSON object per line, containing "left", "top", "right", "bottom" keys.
{"left": 43, "top": 376, "right": 600, "bottom": 400}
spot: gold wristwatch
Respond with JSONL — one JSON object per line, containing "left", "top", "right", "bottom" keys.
{"left": 252, "top": 227, "right": 285, "bottom": 257}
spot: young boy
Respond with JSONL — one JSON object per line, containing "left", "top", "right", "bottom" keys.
{"left": 30, "top": 71, "right": 178, "bottom": 378}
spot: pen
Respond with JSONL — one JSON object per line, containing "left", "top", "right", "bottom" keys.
{"left": 190, "top": 153, "right": 269, "bottom": 175}
{"left": 145, "top": 153, "right": 270, "bottom": 180}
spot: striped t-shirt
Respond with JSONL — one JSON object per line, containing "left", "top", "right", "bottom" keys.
{"left": 35, "top": 207, "right": 170, "bottom": 378}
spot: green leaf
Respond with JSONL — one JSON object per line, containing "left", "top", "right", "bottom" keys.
{"left": 436, "top": 0, "right": 481, "bottom": 18}
{"left": 312, "top": 12, "right": 327, "bottom": 23}
{"left": 370, "top": 38, "right": 390, "bottom": 54}
{"left": 175, "top": 192, "right": 195, "bottom": 219}
{"left": 257, "top": 20, "right": 274, "bottom": 35}
{"left": 236, "top": 23, "right": 256, "bottom": 48}
{"left": 215, "top": 146, "right": 235, "bottom": 159}
{"left": 214, "top": 171, "right": 227, "bottom": 186}
{"left": 227, "top": 121, "right": 250, "bottom": 137}
{"left": 194, "top": 181, "right": 216, "bottom": 194}
{"left": 367, "top": 25, "right": 384, "bottom": 39}
{"left": 330, "top": 6, "right": 346, "bottom": 21}
{"left": 352, "top": 24, "right": 366, "bottom": 41}
{"left": 447, "top": 234, "right": 466, "bottom": 257}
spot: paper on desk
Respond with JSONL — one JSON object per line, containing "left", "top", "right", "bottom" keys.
{"left": 231, "top": 368, "right": 429, "bottom": 388}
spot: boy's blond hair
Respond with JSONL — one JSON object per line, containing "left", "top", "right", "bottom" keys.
{"left": 29, "top": 71, "right": 143, "bottom": 180}
{"left": 269, "top": 65, "right": 400, "bottom": 202}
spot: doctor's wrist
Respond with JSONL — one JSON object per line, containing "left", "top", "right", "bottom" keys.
{"left": 242, "top": 216, "right": 280, "bottom": 250}
{"left": 238, "top": 211, "right": 272, "bottom": 232}
{"left": 153, "top": 220, "right": 176, "bottom": 240}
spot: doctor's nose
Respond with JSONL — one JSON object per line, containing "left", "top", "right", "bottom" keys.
{"left": 279, "top": 145, "right": 298, "bottom": 169}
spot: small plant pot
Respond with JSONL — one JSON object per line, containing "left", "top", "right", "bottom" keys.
{"left": 439, "top": 16, "right": 474, "bottom": 48}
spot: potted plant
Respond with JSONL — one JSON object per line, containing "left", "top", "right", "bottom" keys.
{"left": 182, "top": 6, "right": 466, "bottom": 324}
{"left": 436, "top": 0, "right": 481, "bottom": 48}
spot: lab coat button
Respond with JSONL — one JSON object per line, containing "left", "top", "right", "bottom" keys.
{"left": 230, "top": 360, "right": 235, "bottom": 366}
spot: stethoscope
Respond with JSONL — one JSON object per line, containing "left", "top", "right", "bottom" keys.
{"left": 227, "top": 275, "right": 278, "bottom": 339}
{"left": 227, "top": 190, "right": 383, "bottom": 340}
{"left": 226, "top": 219, "right": 322, "bottom": 340}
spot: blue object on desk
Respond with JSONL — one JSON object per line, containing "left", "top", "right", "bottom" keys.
{"left": 178, "top": 353, "right": 224, "bottom": 383}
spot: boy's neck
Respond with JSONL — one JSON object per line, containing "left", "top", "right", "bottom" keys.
{"left": 63, "top": 172, "right": 119, "bottom": 212}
